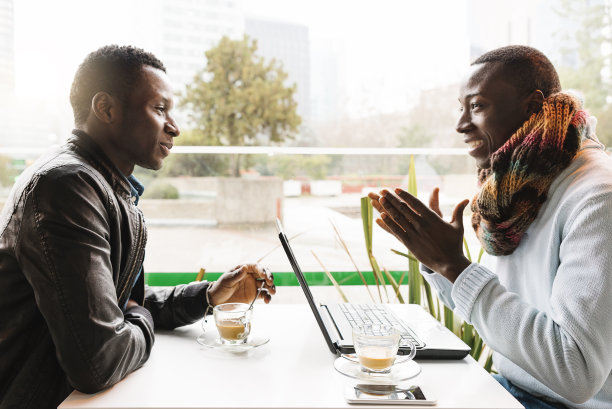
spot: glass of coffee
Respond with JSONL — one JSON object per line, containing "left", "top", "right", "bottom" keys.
{"left": 352, "top": 324, "right": 415, "bottom": 374}
{"left": 213, "top": 303, "right": 252, "bottom": 345}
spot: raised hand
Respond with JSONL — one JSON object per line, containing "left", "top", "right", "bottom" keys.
{"left": 371, "top": 188, "right": 471, "bottom": 283}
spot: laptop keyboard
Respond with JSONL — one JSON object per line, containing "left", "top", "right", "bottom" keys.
{"left": 339, "top": 303, "right": 425, "bottom": 348}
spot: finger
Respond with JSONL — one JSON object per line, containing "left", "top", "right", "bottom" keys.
{"left": 260, "top": 282, "right": 276, "bottom": 295}
{"left": 381, "top": 213, "right": 416, "bottom": 244}
{"left": 379, "top": 195, "right": 411, "bottom": 231}
{"left": 242, "top": 264, "right": 273, "bottom": 287}
{"left": 259, "top": 289, "right": 275, "bottom": 303}
{"left": 392, "top": 188, "right": 435, "bottom": 218}
{"left": 428, "top": 187, "right": 443, "bottom": 218}
{"left": 375, "top": 218, "right": 394, "bottom": 236}
{"left": 371, "top": 198, "right": 385, "bottom": 214}
{"left": 368, "top": 192, "right": 381, "bottom": 201}
{"left": 379, "top": 190, "right": 414, "bottom": 216}
{"left": 265, "top": 267, "right": 274, "bottom": 287}
{"left": 376, "top": 218, "right": 404, "bottom": 243}
{"left": 450, "top": 199, "right": 470, "bottom": 229}
{"left": 368, "top": 192, "right": 385, "bottom": 214}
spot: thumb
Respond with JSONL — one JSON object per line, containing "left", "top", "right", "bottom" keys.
{"left": 428, "top": 187, "right": 442, "bottom": 218}
{"left": 450, "top": 199, "right": 470, "bottom": 230}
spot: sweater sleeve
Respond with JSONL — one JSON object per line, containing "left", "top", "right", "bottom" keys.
{"left": 451, "top": 192, "right": 612, "bottom": 404}
{"left": 420, "top": 264, "right": 456, "bottom": 310}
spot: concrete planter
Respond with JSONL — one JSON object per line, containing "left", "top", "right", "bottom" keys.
{"left": 138, "top": 176, "right": 283, "bottom": 226}
{"left": 215, "top": 177, "right": 283, "bottom": 225}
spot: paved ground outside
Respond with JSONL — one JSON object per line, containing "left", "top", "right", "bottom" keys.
{"left": 143, "top": 193, "right": 481, "bottom": 304}
{"left": 144, "top": 193, "right": 415, "bottom": 274}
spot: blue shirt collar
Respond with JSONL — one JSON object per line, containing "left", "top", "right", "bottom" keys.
{"left": 125, "top": 174, "right": 145, "bottom": 206}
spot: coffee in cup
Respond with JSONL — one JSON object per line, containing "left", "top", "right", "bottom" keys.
{"left": 213, "top": 303, "right": 252, "bottom": 344}
{"left": 352, "top": 324, "right": 415, "bottom": 373}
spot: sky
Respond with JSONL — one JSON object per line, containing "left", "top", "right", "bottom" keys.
{"left": 12, "top": 0, "right": 470, "bottom": 116}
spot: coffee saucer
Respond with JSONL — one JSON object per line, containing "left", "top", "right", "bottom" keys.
{"left": 196, "top": 330, "right": 270, "bottom": 353}
{"left": 334, "top": 355, "right": 421, "bottom": 382}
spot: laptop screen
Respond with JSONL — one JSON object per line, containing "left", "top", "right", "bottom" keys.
{"left": 276, "top": 219, "right": 339, "bottom": 355}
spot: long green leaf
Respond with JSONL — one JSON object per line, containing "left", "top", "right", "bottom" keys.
{"left": 391, "top": 248, "right": 419, "bottom": 263}
{"left": 311, "top": 251, "right": 349, "bottom": 303}
{"left": 361, "top": 197, "right": 373, "bottom": 251}
{"left": 408, "top": 260, "right": 421, "bottom": 304}
{"left": 462, "top": 322, "right": 475, "bottom": 348}
{"left": 331, "top": 219, "right": 375, "bottom": 302}
{"left": 361, "top": 197, "right": 388, "bottom": 302}
{"left": 477, "top": 247, "right": 485, "bottom": 263}
{"left": 406, "top": 155, "right": 422, "bottom": 305}
{"left": 484, "top": 350, "right": 495, "bottom": 373}
{"left": 423, "top": 279, "right": 436, "bottom": 318}
{"left": 444, "top": 305, "right": 462, "bottom": 337}
{"left": 472, "top": 333, "right": 484, "bottom": 360}
{"left": 370, "top": 254, "right": 389, "bottom": 303}
{"left": 361, "top": 197, "right": 381, "bottom": 302}
{"left": 407, "top": 155, "right": 417, "bottom": 196}
{"left": 397, "top": 271, "right": 406, "bottom": 286}
{"left": 383, "top": 268, "right": 405, "bottom": 303}
{"left": 463, "top": 237, "right": 472, "bottom": 261}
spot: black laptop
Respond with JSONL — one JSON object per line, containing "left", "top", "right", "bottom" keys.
{"left": 276, "top": 218, "right": 471, "bottom": 360}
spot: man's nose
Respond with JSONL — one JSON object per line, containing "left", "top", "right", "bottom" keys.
{"left": 455, "top": 110, "right": 472, "bottom": 134}
{"left": 166, "top": 116, "right": 180, "bottom": 137}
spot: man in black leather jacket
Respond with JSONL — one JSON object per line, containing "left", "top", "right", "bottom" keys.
{"left": 0, "top": 45, "right": 276, "bottom": 409}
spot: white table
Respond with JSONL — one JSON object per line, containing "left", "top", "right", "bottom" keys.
{"left": 59, "top": 304, "right": 523, "bottom": 408}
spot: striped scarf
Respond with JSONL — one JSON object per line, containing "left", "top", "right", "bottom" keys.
{"left": 471, "top": 93, "right": 588, "bottom": 256}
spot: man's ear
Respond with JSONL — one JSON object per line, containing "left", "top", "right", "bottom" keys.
{"left": 525, "top": 89, "right": 545, "bottom": 116}
{"left": 91, "top": 92, "right": 118, "bottom": 123}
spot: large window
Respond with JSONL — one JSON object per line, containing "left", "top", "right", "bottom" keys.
{"left": 1, "top": 0, "right": 611, "bottom": 284}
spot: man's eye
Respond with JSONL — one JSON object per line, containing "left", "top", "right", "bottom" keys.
{"left": 471, "top": 103, "right": 482, "bottom": 110}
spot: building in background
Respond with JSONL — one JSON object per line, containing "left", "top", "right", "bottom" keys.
{"left": 157, "top": 0, "right": 245, "bottom": 92}
{"left": 0, "top": 0, "right": 14, "bottom": 98}
{"left": 466, "top": 0, "right": 579, "bottom": 66}
{"left": 310, "top": 38, "right": 342, "bottom": 124}
{"left": 0, "top": 0, "right": 15, "bottom": 149}
{"left": 245, "top": 17, "right": 311, "bottom": 125}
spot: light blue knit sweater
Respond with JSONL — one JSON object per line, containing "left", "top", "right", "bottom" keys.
{"left": 423, "top": 140, "right": 612, "bottom": 408}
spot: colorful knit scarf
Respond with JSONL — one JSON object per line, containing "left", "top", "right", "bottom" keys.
{"left": 471, "top": 92, "right": 588, "bottom": 256}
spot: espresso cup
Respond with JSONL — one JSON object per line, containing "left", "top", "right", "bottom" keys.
{"left": 352, "top": 324, "right": 415, "bottom": 373}
{"left": 213, "top": 303, "right": 252, "bottom": 344}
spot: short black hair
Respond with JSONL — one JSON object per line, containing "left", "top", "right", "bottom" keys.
{"left": 70, "top": 45, "right": 166, "bottom": 125}
{"left": 472, "top": 45, "right": 561, "bottom": 97}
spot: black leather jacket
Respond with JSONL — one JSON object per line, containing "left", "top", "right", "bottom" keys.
{"left": 0, "top": 131, "right": 210, "bottom": 408}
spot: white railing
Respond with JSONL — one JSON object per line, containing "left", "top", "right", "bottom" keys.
{"left": 171, "top": 146, "right": 469, "bottom": 155}
{"left": 0, "top": 145, "right": 470, "bottom": 157}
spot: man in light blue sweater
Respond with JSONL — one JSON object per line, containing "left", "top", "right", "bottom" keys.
{"left": 370, "top": 45, "right": 612, "bottom": 409}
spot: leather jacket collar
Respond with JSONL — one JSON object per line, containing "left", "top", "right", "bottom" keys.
{"left": 69, "top": 129, "right": 133, "bottom": 200}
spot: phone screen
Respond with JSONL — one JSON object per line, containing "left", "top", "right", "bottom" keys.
{"left": 345, "top": 384, "right": 436, "bottom": 405}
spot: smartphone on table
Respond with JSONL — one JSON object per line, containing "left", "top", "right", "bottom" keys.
{"left": 345, "top": 384, "right": 437, "bottom": 405}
